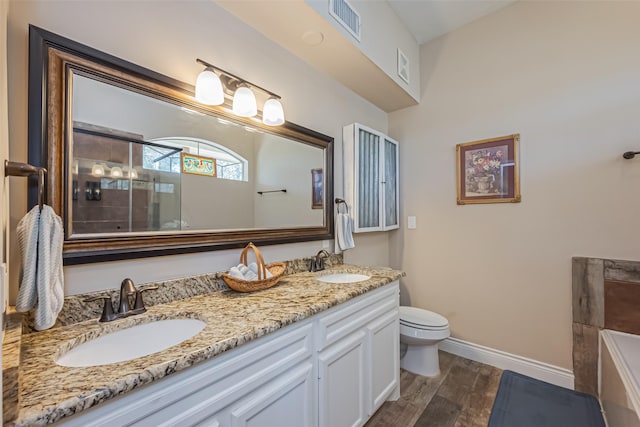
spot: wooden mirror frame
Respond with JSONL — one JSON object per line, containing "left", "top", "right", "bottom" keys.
{"left": 28, "top": 25, "right": 334, "bottom": 265}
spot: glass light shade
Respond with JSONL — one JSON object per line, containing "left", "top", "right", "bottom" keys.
{"left": 262, "top": 97, "right": 285, "bottom": 126}
{"left": 123, "top": 166, "right": 138, "bottom": 179}
{"left": 195, "top": 69, "right": 224, "bottom": 105}
{"left": 91, "top": 163, "right": 105, "bottom": 177}
{"left": 232, "top": 86, "right": 257, "bottom": 117}
{"left": 110, "top": 166, "right": 123, "bottom": 178}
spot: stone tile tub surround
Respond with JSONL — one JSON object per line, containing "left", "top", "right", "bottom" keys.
{"left": 572, "top": 257, "right": 640, "bottom": 396}
{"left": 10, "top": 264, "right": 403, "bottom": 426}
{"left": 23, "top": 253, "right": 343, "bottom": 332}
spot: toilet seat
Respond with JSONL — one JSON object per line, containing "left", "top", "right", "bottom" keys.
{"left": 399, "top": 306, "right": 448, "bottom": 330}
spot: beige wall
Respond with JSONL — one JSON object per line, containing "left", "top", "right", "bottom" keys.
{"left": 389, "top": 1, "right": 640, "bottom": 370}
{"left": 7, "top": 0, "right": 390, "bottom": 298}
{"left": 253, "top": 133, "right": 324, "bottom": 228}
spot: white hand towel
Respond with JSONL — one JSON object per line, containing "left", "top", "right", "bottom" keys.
{"left": 16, "top": 205, "right": 64, "bottom": 331}
{"left": 238, "top": 264, "right": 258, "bottom": 281}
{"left": 228, "top": 266, "right": 245, "bottom": 280}
{"left": 335, "top": 212, "right": 355, "bottom": 253}
{"left": 248, "top": 262, "right": 273, "bottom": 279}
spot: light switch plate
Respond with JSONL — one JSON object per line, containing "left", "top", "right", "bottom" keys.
{"left": 407, "top": 216, "right": 416, "bottom": 229}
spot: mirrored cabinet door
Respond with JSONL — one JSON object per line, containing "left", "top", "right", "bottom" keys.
{"left": 343, "top": 124, "right": 399, "bottom": 233}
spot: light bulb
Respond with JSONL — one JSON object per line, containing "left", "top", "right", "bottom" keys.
{"left": 262, "top": 97, "right": 285, "bottom": 126}
{"left": 130, "top": 168, "right": 138, "bottom": 179}
{"left": 91, "top": 163, "right": 105, "bottom": 177}
{"left": 195, "top": 68, "right": 224, "bottom": 105}
{"left": 110, "top": 166, "right": 123, "bottom": 178}
{"left": 232, "top": 86, "right": 257, "bottom": 117}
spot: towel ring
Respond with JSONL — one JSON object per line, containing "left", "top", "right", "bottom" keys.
{"left": 335, "top": 198, "right": 349, "bottom": 214}
{"left": 4, "top": 160, "right": 47, "bottom": 211}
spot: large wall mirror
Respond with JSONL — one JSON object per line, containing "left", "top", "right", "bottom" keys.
{"left": 28, "top": 26, "right": 334, "bottom": 264}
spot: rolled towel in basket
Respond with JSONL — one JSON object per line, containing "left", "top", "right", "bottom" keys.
{"left": 238, "top": 264, "right": 258, "bottom": 281}
{"left": 249, "top": 262, "right": 273, "bottom": 279}
{"left": 228, "top": 266, "right": 245, "bottom": 280}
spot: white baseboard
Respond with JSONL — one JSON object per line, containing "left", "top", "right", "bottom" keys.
{"left": 439, "top": 337, "right": 575, "bottom": 389}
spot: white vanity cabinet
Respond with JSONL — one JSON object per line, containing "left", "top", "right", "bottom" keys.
{"left": 343, "top": 123, "right": 400, "bottom": 232}
{"left": 57, "top": 282, "right": 399, "bottom": 427}
{"left": 317, "top": 282, "right": 400, "bottom": 427}
{"left": 58, "top": 321, "right": 316, "bottom": 427}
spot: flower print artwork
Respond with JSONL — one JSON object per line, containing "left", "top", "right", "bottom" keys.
{"left": 464, "top": 145, "right": 508, "bottom": 196}
{"left": 456, "top": 134, "right": 521, "bottom": 205}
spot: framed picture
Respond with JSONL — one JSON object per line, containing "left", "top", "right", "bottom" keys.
{"left": 181, "top": 153, "right": 217, "bottom": 177}
{"left": 311, "top": 168, "right": 323, "bottom": 209}
{"left": 456, "top": 134, "right": 521, "bottom": 205}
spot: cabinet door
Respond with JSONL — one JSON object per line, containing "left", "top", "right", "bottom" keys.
{"left": 355, "top": 127, "right": 382, "bottom": 231}
{"left": 318, "top": 331, "right": 367, "bottom": 427}
{"left": 343, "top": 123, "right": 399, "bottom": 233}
{"left": 382, "top": 137, "right": 399, "bottom": 231}
{"left": 229, "top": 361, "right": 315, "bottom": 427}
{"left": 367, "top": 310, "right": 400, "bottom": 415}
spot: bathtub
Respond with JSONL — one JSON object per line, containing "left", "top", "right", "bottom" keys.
{"left": 600, "top": 329, "right": 640, "bottom": 427}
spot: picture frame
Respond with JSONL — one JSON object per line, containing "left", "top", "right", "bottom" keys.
{"left": 311, "top": 168, "right": 323, "bottom": 209}
{"left": 181, "top": 153, "right": 217, "bottom": 177}
{"left": 456, "top": 134, "right": 521, "bottom": 205}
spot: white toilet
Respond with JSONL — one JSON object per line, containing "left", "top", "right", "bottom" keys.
{"left": 399, "top": 306, "right": 450, "bottom": 377}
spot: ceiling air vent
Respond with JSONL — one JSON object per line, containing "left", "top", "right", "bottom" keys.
{"left": 329, "top": 0, "right": 361, "bottom": 42}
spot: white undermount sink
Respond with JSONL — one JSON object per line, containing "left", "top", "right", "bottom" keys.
{"left": 316, "top": 273, "right": 371, "bottom": 284}
{"left": 56, "top": 318, "right": 206, "bottom": 367}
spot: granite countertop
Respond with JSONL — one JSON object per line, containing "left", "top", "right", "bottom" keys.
{"left": 11, "top": 264, "right": 404, "bottom": 426}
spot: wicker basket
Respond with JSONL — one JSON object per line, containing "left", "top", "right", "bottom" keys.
{"left": 222, "top": 243, "right": 285, "bottom": 292}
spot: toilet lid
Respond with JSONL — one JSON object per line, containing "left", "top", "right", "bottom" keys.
{"left": 399, "top": 306, "right": 448, "bottom": 328}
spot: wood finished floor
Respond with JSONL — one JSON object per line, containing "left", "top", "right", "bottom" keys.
{"left": 366, "top": 351, "right": 503, "bottom": 427}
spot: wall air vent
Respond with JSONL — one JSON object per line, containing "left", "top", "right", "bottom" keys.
{"left": 397, "top": 48, "right": 410, "bottom": 84}
{"left": 329, "top": 0, "right": 361, "bottom": 42}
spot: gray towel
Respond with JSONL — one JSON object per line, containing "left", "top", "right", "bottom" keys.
{"left": 15, "top": 205, "right": 64, "bottom": 330}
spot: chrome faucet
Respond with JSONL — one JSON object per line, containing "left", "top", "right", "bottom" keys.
{"left": 309, "top": 250, "right": 330, "bottom": 272}
{"left": 85, "top": 278, "right": 158, "bottom": 322}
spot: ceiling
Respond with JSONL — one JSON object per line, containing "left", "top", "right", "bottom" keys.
{"left": 387, "top": 0, "right": 517, "bottom": 45}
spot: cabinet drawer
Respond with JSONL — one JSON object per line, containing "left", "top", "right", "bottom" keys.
{"left": 316, "top": 282, "right": 399, "bottom": 351}
{"left": 59, "top": 322, "right": 313, "bottom": 427}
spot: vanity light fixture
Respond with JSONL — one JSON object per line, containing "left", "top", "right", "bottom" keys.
{"left": 110, "top": 166, "right": 123, "bottom": 178}
{"left": 123, "top": 166, "right": 138, "bottom": 179}
{"left": 194, "top": 68, "right": 224, "bottom": 105}
{"left": 195, "top": 58, "right": 285, "bottom": 126}
{"left": 91, "top": 163, "right": 105, "bottom": 177}
{"left": 232, "top": 85, "right": 257, "bottom": 117}
{"left": 262, "top": 97, "right": 285, "bottom": 126}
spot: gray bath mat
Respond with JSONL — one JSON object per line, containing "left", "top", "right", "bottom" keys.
{"left": 488, "top": 370, "right": 605, "bottom": 427}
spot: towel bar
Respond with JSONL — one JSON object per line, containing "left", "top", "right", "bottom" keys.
{"left": 257, "top": 189, "right": 287, "bottom": 195}
{"left": 4, "top": 160, "right": 47, "bottom": 211}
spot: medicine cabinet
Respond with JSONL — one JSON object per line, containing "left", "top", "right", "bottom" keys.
{"left": 343, "top": 123, "right": 399, "bottom": 233}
